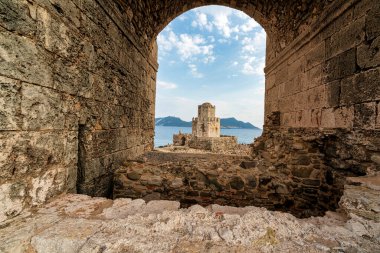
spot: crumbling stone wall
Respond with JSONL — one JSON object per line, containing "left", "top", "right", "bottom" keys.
{"left": 259, "top": 0, "right": 380, "bottom": 197}
{"left": 114, "top": 152, "right": 341, "bottom": 218}
{"left": 0, "top": 0, "right": 156, "bottom": 222}
{"left": 173, "top": 133, "right": 192, "bottom": 146}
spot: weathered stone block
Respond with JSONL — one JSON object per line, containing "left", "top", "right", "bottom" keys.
{"left": 311, "top": 109, "right": 322, "bottom": 127}
{"left": 0, "top": 131, "right": 71, "bottom": 181}
{"left": 278, "top": 96, "right": 294, "bottom": 113}
{"left": 357, "top": 37, "right": 380, "bottom": 69}
{"left": 127, "top": 171, "right": 141, "bottom": 181}
{"left": 292, "top": 167, "right": 314, "bottom": 178}
{"left": 327, "top": 16, "right": 365, "bottom": 58}
{"left": 306, "top": 42, "right": 325, "bottom": 71}
{"left": 321, "top": 108, "right": 336, "bottom": 128}
{"left": 52, "top": 58, "right": 90, "bottom": 95}
{"left": 305, "top": 85, "right": 326, "bottom": 110}
{"left": 302, "top": 179, "right": 321, "bottom": 187}
{"left": 274, "top": 64, "right": 288, "bottom": 86}
{"left": 296, "top": 155, "right": 311, "bottom": 166}
{"left": 340, "top": 67, "right": 380, "bottom": 105}
{"left": 334, "top": 106, "right": 354, "bottom": 128}
{"left": 36, "top": 7, "right": 81, "bottom": 59}
{"left": 366, "top": 7, "right": 380, "bottom": 40}
{"left": 325, "top": 48, "right": 356, "bottom": 82}
{"left": 354, "top": 102, "right": 377, "bottom": 129}
{"left": 275, "top": 184, "right": 288, "bottom": 194}
{"left": 304, "top": 65, "right": 323, "bottom": 90}
{"left": 21, "top": 83, "right": 65, "bottom": 130}
{"left": 230, "top": 177, "right": 244, "bottom": 190}
{"left": 0, "top": 76, "right": 21, "bottom": 130}
{"left": 288, "top": 57, "right": 305, "bottom": 79}
{"left": 0, "top": 0, "right": 37, "bottom": 37}
{"left": 265, "top": 73, "right": 276, "bottom": 90}
{"left": 281, "top": 112, "right": 296, "bottom": 127}
{"left": 44, "top": 0, "right": 81, "bottom": 28}
{"left": 0, "top": 183, "right": 25, "bottom": 223}
{"left": 370, "top": 154, "right": 380, "bottom": 165}
{"left": 377, "top": 103, "right": 380, "bottom": 129}
{"left": 325, "top": 80, "right": 341, "bottom": 108}
{"left": 294, "top": 110, "right": 312, "bottom": 128}
{"left": 0, "top": 31, "right": 54, "bottom": 87}
{"left": 354, "top": 0, "right": 374, "bottom": 19}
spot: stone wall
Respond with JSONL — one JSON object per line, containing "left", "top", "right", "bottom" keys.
{"left": 189, "top": 136, "right": 238, "bottom": 153}
{"left": 259, "top": 0, "right": 380, "bottom": 196}
{"left": 0, "top": 0, "right": 157, "bottom": 222}
{"left": 172, "top": 133, "right": 192, "bottom": 146}
{"left": 264, "top": 0, "right": 380, "bottom": 131}
{"left": 114, "top": 152, "right": 342, "bottom": 218}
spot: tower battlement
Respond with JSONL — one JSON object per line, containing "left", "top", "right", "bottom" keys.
{"left": 192, "top": 102, "right": 220, "bottom": 138}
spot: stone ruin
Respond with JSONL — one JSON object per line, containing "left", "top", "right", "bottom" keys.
{"left": 172, "top": 102, "right": 238, "bottom": 152}
{"left": 0, "top": 0, "right": 380, "bottom": 252}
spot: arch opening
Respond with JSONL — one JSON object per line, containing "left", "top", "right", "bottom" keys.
{"left": 154, "top": 5, "right": 265, "bottom": 150}
{"left": 113, "top": 5, "right": 347, "bottom": 219}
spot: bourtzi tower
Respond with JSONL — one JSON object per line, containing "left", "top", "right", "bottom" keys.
{"left": 192, "top": 102, "right": 220, "bottom": 138}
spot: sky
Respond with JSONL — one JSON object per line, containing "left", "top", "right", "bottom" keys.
{"left": 156, "top": 5, "right": 266, "bottom": 128}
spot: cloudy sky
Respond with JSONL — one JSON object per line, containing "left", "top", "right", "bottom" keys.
{"left": 156, "top": 6, "right": 266, "bottom": 128}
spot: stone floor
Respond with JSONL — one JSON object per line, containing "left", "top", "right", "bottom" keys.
{"left": 0, "top": 175, "right": 379, "bottom": 253}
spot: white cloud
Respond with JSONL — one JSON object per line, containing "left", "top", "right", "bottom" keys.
{"left": 192, "top": 12, "right": 213, "bottom": 31}
{"left": 188, "top": 64, "right": 204, "bottom": 78}
{"left": 203, "top": 55, "right": 216, "bottom": 64}
{"left": 155, "top": 95, "right": 200, "bottom": 121}
{"left": 178, "top": 15, "right": 188, "bottom": 21}
{"left": 177, "top": 34, "right": 214, "bottom": 61}
{"left": 157, "top": 30, "right": 177, "bottom": 52}
{"left": 158, "top": 31, "right": 215, "bottom": 63}
{"left": 239, "top": 28, "right": 266, "bottom": 76}
{"left": 208, "top": 36, "right": 215, "bottom": 43}
{"left": 157, "top": 80, "right": 177, "bottom": 89}
{"left": 241, "top": 29, "right": 266, "bottom": 53}
{"left": 241, "top": 56, "right": 265, "bottom": 75}
{"left": 218, "top": 38, "right": 229, "bottom": 44}
{"left": 240, "top": 19, "right": 260, "bottom": 33}
{"left": 191, "top": 6, "right": 241, "bottom": 38}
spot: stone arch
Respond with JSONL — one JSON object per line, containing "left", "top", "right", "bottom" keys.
{"left": 0, "top": 0, "right": 379, "bottom": 224}
{"left": 116, "top": 0, "right": 333, "bottom": 63}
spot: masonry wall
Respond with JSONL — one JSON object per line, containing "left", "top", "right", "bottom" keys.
{"left": 264, "top": 0, "right": 380, "bottom": 130}
{"left": 261, "top": 0, "right": 380, "bottom": 178}
{"left": 0, "top": 0, "right": 157, "bottom": 222}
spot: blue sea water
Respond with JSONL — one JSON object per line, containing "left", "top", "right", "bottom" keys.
{"left": 154, "top": 126, "right": 263, "bottom": 147}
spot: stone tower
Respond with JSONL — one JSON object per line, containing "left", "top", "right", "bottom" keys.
{"left": 192, "top": 102, "right": 220, "bottom": 137}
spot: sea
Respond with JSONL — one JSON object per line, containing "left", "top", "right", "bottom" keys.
{"left": 154, "top": 126, "right": 263, "bottom": 147}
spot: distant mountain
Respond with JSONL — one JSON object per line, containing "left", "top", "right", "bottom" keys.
{"left": 220, "top": 118, "right": 260, "bottom": 130}
{"left": 155, "top": 116, "right": 192, "bottom": 127}
{"left": 155, "top": 116, "right": 260, "bottom": 129}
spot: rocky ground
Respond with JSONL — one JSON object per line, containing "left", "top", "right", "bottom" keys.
{"left": 0, "top": 174, "right": 379, "bottom": 253}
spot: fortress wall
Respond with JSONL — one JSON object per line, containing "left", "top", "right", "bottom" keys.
{"left": 0, "top": 0, "right": 157, "bottom": 222}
